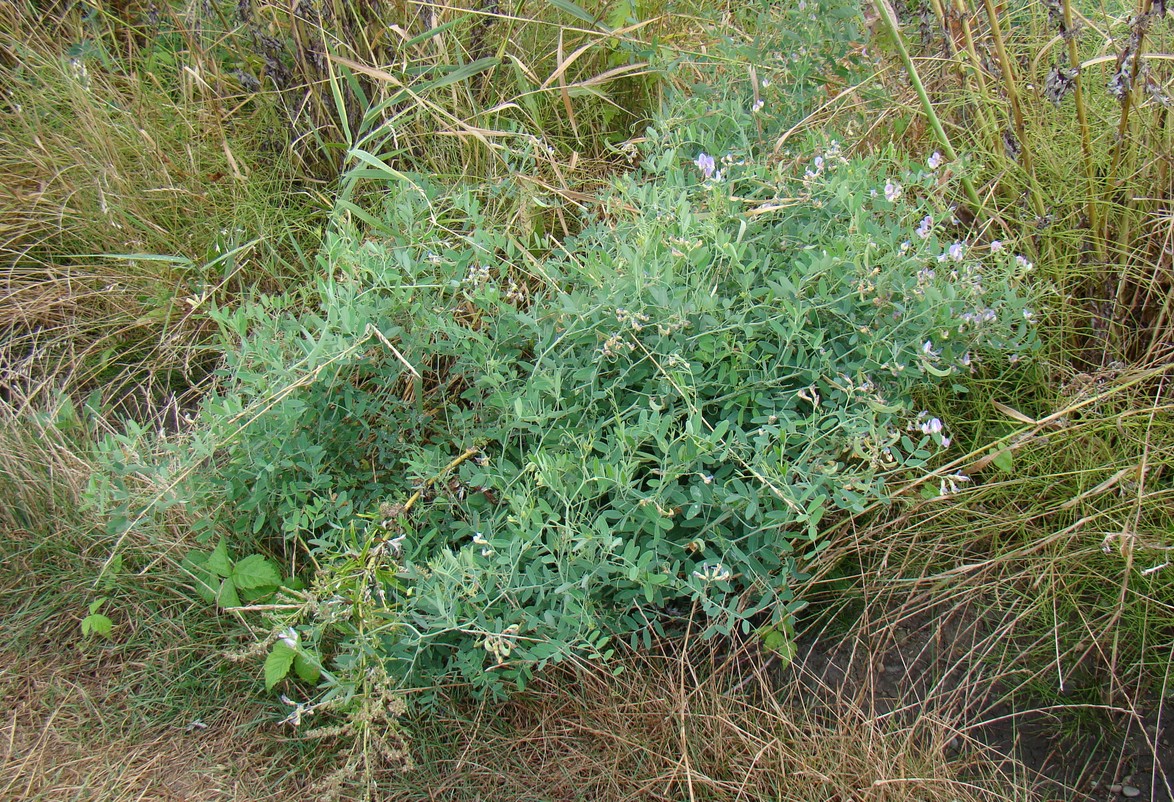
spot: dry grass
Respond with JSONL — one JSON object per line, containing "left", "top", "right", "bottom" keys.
{"left": 385, "top": 638, "right": 1034, "bottom": 802}
{"left": 0, "top": 649, "right": 290, "bottom": 802}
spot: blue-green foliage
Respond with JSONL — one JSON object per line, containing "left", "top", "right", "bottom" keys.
{"left": 115, "top": 92, "right": 1037, "bottom": 696}
{"left": 88, "top": 0, "right": 1034, "bottom": 696}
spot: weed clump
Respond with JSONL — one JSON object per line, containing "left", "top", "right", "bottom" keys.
{"left": 92, "top": 91, "right": 1038, "bottom": 727}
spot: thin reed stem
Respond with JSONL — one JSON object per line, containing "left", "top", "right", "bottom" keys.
{"left": 951, "top": 0, "right": 1000, "bottom": 154}
{"left": 1106, "top": 0, "right": 1155, "bottom": 251}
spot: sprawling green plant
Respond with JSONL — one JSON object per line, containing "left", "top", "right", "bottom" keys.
{"left": 88, "top": 92, "right": 1039, "bottom": 710}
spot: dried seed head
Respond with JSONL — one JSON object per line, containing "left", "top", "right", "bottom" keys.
{"left": 1003, "top": 129, "right": 1022, "bottom": 161}
{"left": 1044, "top": 0, "right": 1065, "bottom": 32}
{"left": 1044, "top": 64, "right": 1079, "bottom": 106}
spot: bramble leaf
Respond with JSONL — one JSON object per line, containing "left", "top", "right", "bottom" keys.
{"left": 216, "top": 576, "right": 242, "bottom": 609}
{"left": 264, "top": 642, "right": 297, "bottom": 689}
{"left": 293, "top": 652, "right": 321, "bottom": 684}
{"left": 207, "top": 540, "right": 233, "bottom": 578}
{"left": 232, "top": 554, "right": 281, "bottom": 590}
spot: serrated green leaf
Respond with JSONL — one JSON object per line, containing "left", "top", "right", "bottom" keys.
{"left": 185, "top": 561, "right": 218, "bottom": 603}
{"left": 216, "top": 576, "right": 242, "bottom": 609}
{"left": 265, "top": 642, "right": 297, "bottom": 690}
{"left": 293, "top": 652, "right": 321, "bottom": 684}
{"left": 232, "top": 554, "right": 282, "bottom": 590}
{"left": 207, "top": 540, "right": 233, "bottom": 578}
{"left": 81, "top": 613, "right": 113, "bottom": 638}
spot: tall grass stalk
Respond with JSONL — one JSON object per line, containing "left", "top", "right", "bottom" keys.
{"left": 1061, "top": 0, "right": 1101, "bottom": 259}
{"left": 949, "top": 0, "right": 1000, "bottom": 154}
{"left": 869, "top": 0, "right": 982, "bottom": 210}
{"left": 977, "top": 0, "right": 1047, "bottom": 219}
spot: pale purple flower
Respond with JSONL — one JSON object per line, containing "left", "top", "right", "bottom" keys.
{"left": 927, "top": 151, "right": 944, "bottom": 170}
{"left": 916, "top": 215, "right": 933, "bottom": 239}
{"left": 948, "top": 242, "right": 965, "bottom": 261}
{"left": 884, "top": 181, "right": 902, "bottom": 202}
{"left": 695, "top": 152, "right": 716, "bottom": 180}
{"left": 990, "top": 240, "right": 1004, "bottom": 252}
{"left": 919, "top": 417, "right": 944, "bottom": 435}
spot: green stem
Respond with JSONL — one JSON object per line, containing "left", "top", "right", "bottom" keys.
{"left": 1106, "top": 0, "right": 1155, "bottom": 242}
{"left": 980, "top": 0, "right": 1048, "bottom": 219}
{"left": 870, "top": 0, "right": 983, "bottom": 212}
{"left": 952, "top": 0, "right": 999, "bottom": 154}
{"left": 1061, "top": 0, "right": 1102, "bottom": 259}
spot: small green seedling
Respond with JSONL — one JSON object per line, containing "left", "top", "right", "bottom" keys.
{"left": 80, "top": 597, "right": 113, "bottom": 639}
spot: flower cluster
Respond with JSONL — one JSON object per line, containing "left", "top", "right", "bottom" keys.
{"left": 693, "top": 563, "right": 733, "bottom": 583}
{"left": 463, "top": 263, "right": 492, "bottom": 286}
{"left": 477, "top": 623, "right": 521, "bottom": 665}
{"left": 472, "top": 531, "right": 494, "bottom": 557}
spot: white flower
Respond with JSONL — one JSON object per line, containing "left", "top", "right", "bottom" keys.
{"left": 752, "top": 99, "right": 765, "bottom": 112}
{"left": 927, "top": 151, "right": 944, "bottom": 170}
{"left": 1015, "top": 254, "right": 1034, "bottom": 271}
{"left": 472, "top": 531, "right": 495, "bottom": 557}
{"left": 279, "top": 695, "right": 314, "bottom": 727}
{"left": 990, "top": 240, "right": 1004, "bottom": 252}
{"left": 761, "top": 78, "right": 771, "bottom": 88}
{"left": 695, "top": 152, "right": 716, "bottom": 180}
{"left": 280, "top": 628, "right": 298, "bottom": 649}
{"left": 884, "top": 181, "right": 902, "bottom": 202}
{"left": 938, "top": 472, "right": 971, "bottom": 497}
{"left": 693, "top": 563, "right": 732, "bottom": 583}
{"left": 949, "top": 242, "right": 965, "bottom": 261}
{"left": 797, "top": 385, "right": 821, "bottom": 406}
